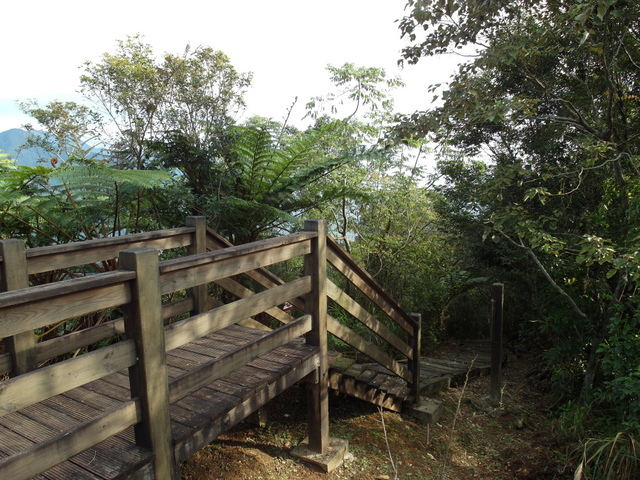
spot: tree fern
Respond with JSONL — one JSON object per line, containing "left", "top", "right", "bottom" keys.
{"left": 215, "top": 121, "right": 382, "bottom": 243}
{"left": 0, "top": 159, "right": 172, "bottom": 245}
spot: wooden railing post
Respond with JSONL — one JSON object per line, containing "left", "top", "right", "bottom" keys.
{"left": 0, "top": 239, "right": 37, "bottom": 376}
{"left": 490, "top": 283, "right": 504, "bottom": 406}
{"left": 186, "top": 216, "right": 210, "bottom": 314}
{"left": 304, "top": 219, "right": 329, "bottom": 454}
{"left": 120, "top": 248, "right": 177, "bottom": 479}
{"left": 409, "top": 313, "right": 422, "bottom": 405}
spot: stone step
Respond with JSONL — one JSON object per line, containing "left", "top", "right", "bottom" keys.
{"left": 404, "top": 398, "right": 444, "bottom": 424}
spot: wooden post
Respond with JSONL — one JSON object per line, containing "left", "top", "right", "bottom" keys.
{"left": 409, "top": 313, "right": 422, "bottom": 405}
{"left": 186, "top": 216, "right": 210, "bottom": 314}
{"left": 120, "top": 248, "right": 177, "bottom": 480}
{"left": 490, "top": 283, "right": 504, "bottom": 406}
{"left": 0, "top": 239, "right": 37, "bottom": 376}
{"left": 304, "top": 219, "right": 329, "bottom": 454}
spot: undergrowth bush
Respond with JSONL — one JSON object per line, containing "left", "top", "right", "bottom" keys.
{"left": 573, "top": 432, "right": 639, "bottom": 480}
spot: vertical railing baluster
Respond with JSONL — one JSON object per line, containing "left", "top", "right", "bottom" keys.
{"left": 121, "top": 247, "right": 177, "bottom": 479}
{"left": 409, "top": 312, "right": 422, "bottom": 405}
{"left": 304, "top": 219, "right": 329, "bottom": 454}
{"left": 490, "top": 283, "right": 504, "bottom": 406}
{"left": 186, "top": 216, "right": 210, "bottom": 315}
{"left": 0, "top": 239, "right": 37, "bottom": 376}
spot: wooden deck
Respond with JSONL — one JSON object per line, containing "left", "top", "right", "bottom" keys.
{"left": 0, "top": 324, "right": 319, "bottom": 479}
{"left": 328, "top": 342, "right": 494, "bottom": 412}
{"left": 1, "top": 217, "right": 496, "bottom": 478}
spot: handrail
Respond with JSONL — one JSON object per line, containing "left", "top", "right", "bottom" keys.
{"left": 326, "top": 236, "right": 422, "bottom": 399}
{"left": 0, "top": 271, "right": 135, "bottom": 338}
{"left": 0, "top": 297, "right": 194, "bottom": 376}
{"left": 0, "top": 219, "right": 326, "bottom": 479}
{"left": 0, "top": 400, "right": 141, "bottom": 480}
{"left": 203, "top": 228, "right": 422, "bottom": 392}
{"left": 24, "top": 227, "right": 195, "bottom": 275}
{"left": 326, "top": 236, "right": 418, "bottom": 334}
{"left": 0, "top": 338, "right": 137, "bottom": 416}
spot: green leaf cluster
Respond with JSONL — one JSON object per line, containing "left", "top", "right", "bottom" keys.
{"left": 0, "top": 159, "right": 171, "bottom": 247}
{"left": 396, "top": 0, "right": 640, "bottom": 427}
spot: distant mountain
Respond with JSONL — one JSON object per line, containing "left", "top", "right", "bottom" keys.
{"left": 0, "top": 129, "right": 105, "bottom": 166}
{"left": 0, "top": 128, "right": 49, "bottom": 167}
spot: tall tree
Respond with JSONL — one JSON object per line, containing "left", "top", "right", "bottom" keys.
{"left": 396, "top": 0, "right": 640, "bottom": 417}
{"left": 305, "top": 63, "right": 417, "bottom": 252}
{"left": 80, "top": 36, "right": 167, "bottom": 169}
{"left": 80, "top": 36, "right": 251, "bottom": 170}
{"left": 17, "top": 100, "right": 104, "bottom": 161}
{"left": 153, "top": 120, "right": 368, "bottom": 244}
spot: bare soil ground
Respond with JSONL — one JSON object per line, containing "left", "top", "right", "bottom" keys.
{"left": 181, "top": 345, "right": 572, "bottom": 480}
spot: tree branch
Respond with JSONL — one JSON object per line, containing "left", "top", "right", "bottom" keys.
{"left": 497, "top": 230, "right": 588, "bottom": 319}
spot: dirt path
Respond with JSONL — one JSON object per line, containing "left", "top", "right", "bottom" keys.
{"left": 181, "top": 346, "right": 570, "bottom": 480}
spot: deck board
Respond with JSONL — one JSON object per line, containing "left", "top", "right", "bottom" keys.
{"left": 327, "top": 342, "right": 496, "bottom": 411}
{"left": 0, "top": 324, "right": 320, "bottom": 479}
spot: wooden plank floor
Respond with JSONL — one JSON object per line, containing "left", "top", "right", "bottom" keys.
{"left": 0, "top": 324, "right": 319, "bottom": 480}
{"left": 328, "top": 341, "right": 495, "bottom": 412}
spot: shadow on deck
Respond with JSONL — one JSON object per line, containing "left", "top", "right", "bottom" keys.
{"left": 0, "top": 217, "right": 503, "bottom": 479}
{"left": 0, "top": 324, "right": 318, "bottom": 479}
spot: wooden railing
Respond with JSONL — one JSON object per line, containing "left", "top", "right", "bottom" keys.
{"left": 0, "top": 218, "right": 327, "bottom": 479}
{"left": 205, "top": 227, "right": 423, "bottom": 401}
{"left": 0, "top": 216, "right": 422, "bottom": 478}
{"left": 326, "top": 237, "right": 422, "bottom": 400}
{"left": 0, "top": 219, "right": 204, "bottom": 376}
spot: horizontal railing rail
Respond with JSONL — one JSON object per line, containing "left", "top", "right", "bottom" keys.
{"left": 0, "top": 216, "right": 420, "bottom": 479}
{"left": 0, "top": 399, "right": 142, "bottom": 480}
{"left": 326, "top": 236, "right": 418, "bottom": 335}
{"left": 0, "top": 270, "right": 135, "bottom": 338}
{"left": 209, "top": 229, "right": 422, "bottom": 393}
{"left": 0, "top": 227, "right": 197, "bottom": 276}
{"left": 0, "top": 219, "right": 327, "bottom": 480}
{"left": 325, "top": 236, "right": 422, "bottom": 398}
{"left": 159, "top": 232, "right": 314, "bottom": 294}
{"left": 0, "top": 297, "right": 193, "bottom": 376}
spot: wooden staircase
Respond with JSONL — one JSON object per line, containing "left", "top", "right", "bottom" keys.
{"left": 328, "top": 341, "right": 494, "bottom": 417}
{"left": 0, "top": 216, "right": 502, "bottom": 478}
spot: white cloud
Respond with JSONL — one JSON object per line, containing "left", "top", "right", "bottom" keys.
{"left": 1, "top": 0, "right": 459, "bottom": 131}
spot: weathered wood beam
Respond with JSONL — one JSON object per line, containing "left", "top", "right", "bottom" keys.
{"left": 327, "top": 316, "right": 413, "bottom": 383}
{"left": 25, "top": 227, "right": 194, "bottom": 274}
{"left": 160, "top": 240, "right": 312, "bottom": 295}
{"left": 165, "top": 277, "right": 312, "bottom": 352}
{"left": 304, "top": 219, "right": 330, "bottom": 455}
{"left": 326, "top": 236, "right": 416, "bottom": 334}
{"left": 0, "top": 271, "right": 133, "bottom": 338}
{"left": 169, "top": 315, "right": 312, "bottom": 403}
{"left": 121, "top": 247, "right": 177, "bottom": 479}
{"left": 327, "top": 280, "right": 413, "bottom": 359}
{"left": 0, "top": 339, "right": 136, "bottom": 416}
{"left": 0, "top": 400, "right": 140, "bottom": 480}
{"left": 186, "top": 216, "right": 210, "bottom": 315}
{"left": 0, "top": 239, "right": 36, "bottom": 376}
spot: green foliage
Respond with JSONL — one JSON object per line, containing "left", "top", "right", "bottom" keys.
{"left": 574, "top": 433, "right": 640, "bottom": 480}
{"left": 17, "top": 100, "right": 104, "bottom": 160}
{"left": 0, "top": 158, "right": 172, "bottom": 247}
{"left": 395, "top": 0, "right": 640, "bottom": 416}
{"left": 80, "top": 35, "right": 251, "bottom": 169}
{"left": 597, "top": 302, "right": 640, "bottom": 434}
{"left": 213, "top": 121, "right": 366, "bottom": 243}
{"left": 306, "top": 63, "right": 403, "bottom": 126}
{"left": 0, "top": 149, "right": 15, "bottom": 171}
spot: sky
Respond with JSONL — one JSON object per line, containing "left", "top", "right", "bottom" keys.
{"left": 1, "top": 0, "right": 461, "bottom": 132}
